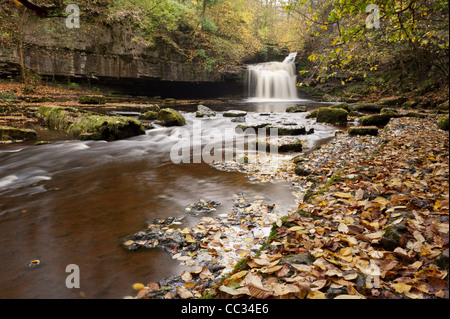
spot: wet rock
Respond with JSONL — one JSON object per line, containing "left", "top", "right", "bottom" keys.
{"left": 305, "top": 109, "right": 318, "bottom": 119}
{"left": 358, "top": 114, "right": 391, "bottom": 127}
{"left": 185, "top": 200, "right": 221, "bottom": 215}
{"left": 380, "top": 224, "right": 409, "bottom": 251}
{"left": 316, "top": 107, "right": 348, "bottom": 125}
{"left": 235, "top": 123, "right": 271, "bottom": 133}
{"left": 325, "top": 287, "right": 348, "bottom": 299}
{"left": 348, "top": 126, "right": 379, "bottom": 136}
{"left": 286, "top": 106, "right": 307, "bottom": 113}
{"left": 196, "top": 105, "right": 216, "bottom": 118}
{"left": 157, "top": 108, "right": 186, "bottom": 126}
{"left": 78, "top": 95, "right": 106, "bottom": 105}
{"left": 0, "top": 125, "right": 37, "bottom": 141}
{"left": 434, "top": 249, "right": 449, "bottom": 270}
{"left": 352, "top": 104, "right": 382, "bottom": 113}
{"left": 294, "top": 165, "right": 311, "bottom": 177}
{"left": 265, "top": 126, "right": 307, "bottom": 136}
{"left": 223, "top": 110, "right": 247, "bottom": 117}
{"left": 143, "top": 105, "right": 161, "bottom": 113}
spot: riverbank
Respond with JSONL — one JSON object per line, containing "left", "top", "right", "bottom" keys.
{"left": 131, "top": 115, "right": 449, "bottom": 300}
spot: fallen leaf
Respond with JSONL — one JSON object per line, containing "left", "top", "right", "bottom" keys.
{"left": 307, "top": 290, "right": 326, "bottom": 299}
{"left": 176, "top": 286, "right": 193, "bottom": 299}
{"left": 394, "top": 283, "right": 412, "bottom": 294}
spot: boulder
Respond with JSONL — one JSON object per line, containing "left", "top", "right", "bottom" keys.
{"left": 157, "top": 108, "right": 186, "bottom": 126}
{"left": 348, "top": 126, "right": 379, "bottom": 136}
{"left": 330, "top": 102, "right": 351, "bottom": 113}
{"left": 358, "top": 114, "right": 391, "bottom": 127}
{"left": 352, "top": 104, "right": 382, "bottom": 113}
{"left": 316, "top": 107, "right": 348, "bottom": 124}
{"left": 196, "top": 105, "right": 216, "bottom": 118}
{"left": 78, "top": 95, "right": 106, "bottom": 105}
{"left": 223, "top": 110, "right": 247, "bottom": 117}
{"left": 38, "top": 106, "right": 146, "bottom": 141}
{"left": 305, "top": 109, "right": 318, "bottom": 119}
{"left": 286, "top": 106, "right": 307, "bottom": 113}
{"left": 0, "top": 126, "right": 37, "bottom": 141}
{"left": 139, "top": 111, "right": 158, "bottom": 121}
{"left": 378, "top": 96, "right": 408, "bottom": 106}
{"left": 438, "top": 115, "right": 449, "bottom": 131}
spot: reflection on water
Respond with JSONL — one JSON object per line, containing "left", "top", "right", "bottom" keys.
{"left": 0, "top": 102, "right": 339, "bottom": 299}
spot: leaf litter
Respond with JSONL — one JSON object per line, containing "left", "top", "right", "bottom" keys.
{"left": 129, "top": 116, "right": 448, "bottom": 299}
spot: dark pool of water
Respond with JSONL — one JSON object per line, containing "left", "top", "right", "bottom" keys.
{"left": 0, "top": 101, "right": 340, "bottom": 299}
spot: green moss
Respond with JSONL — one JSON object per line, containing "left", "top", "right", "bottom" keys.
{"left": 358, "top": 114, "right": 391, "bottom": 127}
{"left": 38, "top": 106, "right": 145, "bottom": 141}
{"left": 316, "top": 107, "right": 348, "bottom": 124}
{"left": 330, "top": 102, "right": 351, "bottom": 113}
{"left": 352, "top": 104, "right": 382, "bottom": 113}
{"left": 438, "top": 115, "right": 449, "bottom": 131}
{"left": 78, "top": 95, "right": 106, "bottom": 105}
{"left": 0, "top": 126, "right": 37, "bottom": 141}
{"left": 139, "top": 111, "right": 158, "bottom": 120}
{"left": 348, "top": 126, "right": 379, "bottom": 136}
{"left": 157, "top": 108, "right": 186, "bottom": 126}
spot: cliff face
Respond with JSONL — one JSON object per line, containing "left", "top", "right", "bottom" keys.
{"left": 0, "top": 16, "right": 243, "bottom": 97}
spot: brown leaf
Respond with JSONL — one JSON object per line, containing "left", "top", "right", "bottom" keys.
{"left": 176, "top": 286, "right": 193, "bottom": 299}
{"left": 248, "top": 283, "right": 273, "bottom": 299}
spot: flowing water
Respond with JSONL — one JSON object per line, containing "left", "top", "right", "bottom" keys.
{"left": 247, "top": 53, "right": 301, "bottom": 102}
{"left": 0, "top": 100, "right": 339, "bottom": 299}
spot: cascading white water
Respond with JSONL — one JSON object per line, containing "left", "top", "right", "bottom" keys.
{"left": 247, "top": 52, "right": 299, "bottom": 101}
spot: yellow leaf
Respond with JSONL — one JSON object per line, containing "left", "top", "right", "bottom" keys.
{"left": 132, "top": 283, "right": 145, "bottom": 291}
{"left": 307, "top": 290, "right": 326, "bottom": 299}
{"left": 230, "top": 270, "right": 248, "bottom": 281}
{"left": 334, "top": 192, "right": 353, "bottom": 199}
{"left": 394, "top": 283, "right": 412, "bottom": 294}
{"left": 334, "top": 294, "right": 366, "bottom": 299}
{"left": 184, "top": 282, "right": 196, "bottom": 289}
{"left": 288, "top": 226, "right": 304, "bottom": 232}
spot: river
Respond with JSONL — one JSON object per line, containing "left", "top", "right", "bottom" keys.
{"left": 0, "top": 101, "right": 339, "bottom": 298}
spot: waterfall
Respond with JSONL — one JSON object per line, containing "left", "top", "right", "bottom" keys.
{"left": 247, "top": 52, "right": 299, "bottom": 101}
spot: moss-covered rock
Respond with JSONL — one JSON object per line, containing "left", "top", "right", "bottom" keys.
{"left": 316, "top": 107, "right": 348, "bottom": 124}
{"left": 358, "top": 114, "right": 391, "bottom": 127}
{"left": 286, "top": 106, "right": 307, "bottom": 113}
{"left": 265, "top": 126, "right": 307, "bottom": 136}
{"left": 78, "top": 95, "right": 106, "bottom": 105}
{"left": 305, "top": 109, "right": 319, "bottom": 119}
{"left": 380, "top": 108, "right": 398, "bottom": 117}
{"left": 157, "top": 108, "right": 186, "bottom": 126}
{"left": 0, "top": 126, "right": 37, "bottom": 141}
{"left": 348, "top": 126, "right": 379, "bottom": 136}
{"left": 352, "top": 104, "right": 382, "bottom": 113}
{"left": 139, "top": 111, "right": 158, "bottom": 121}
{"left": 378, "top": 97, "right": 408, "bottom": 106}
{"left": 381, "top": 224, "right": 408, "bottom": 251}
{"left": 438, "top": 115, "right": 449, "bottom": 131}
{"left": 196, "top": 105, "right": 216, "bottom": 118}
{"left": 330, "top": 102, "right": 351, "bottom": 113}
{"left": 38, "top": 106, "right": 145, "bottom": 141}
